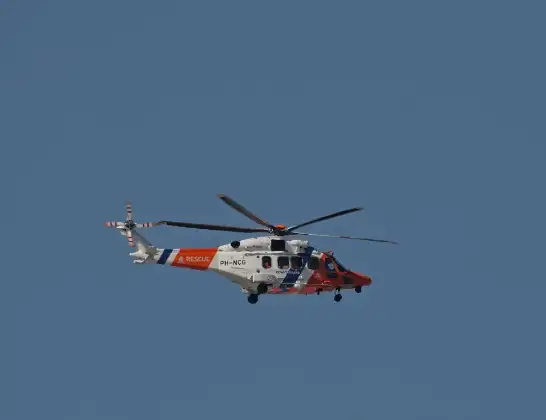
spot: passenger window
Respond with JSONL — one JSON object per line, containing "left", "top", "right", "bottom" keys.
{"left": 277, "top": 256, "right": 289, "bottom": 269}
{"left": 308, "top": 257, "right": 319, "bottom": 270}
{"left": 290, "top": 256, "right": 303, "bottom": 269}
{"left": 262, "top": 256, "right": 272, "bottom": 269}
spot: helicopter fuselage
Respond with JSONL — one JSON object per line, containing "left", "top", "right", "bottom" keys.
{"left": 107, "top": 196, "right": 395, "bottom": 304}
{"left": 147, "top": 236, "right": 372, "bottom": 296}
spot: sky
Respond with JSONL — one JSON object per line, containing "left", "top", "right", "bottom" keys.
{"left": 3, "top": 1, "right": 546, "bottom": 419}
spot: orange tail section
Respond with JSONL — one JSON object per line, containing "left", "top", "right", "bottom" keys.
{"left": 171, "top": 248, "right": 218, "bottom": 271}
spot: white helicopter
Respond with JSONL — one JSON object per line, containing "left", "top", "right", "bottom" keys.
{"left": 105, "top": 195, "right": 397, "bottom": 304}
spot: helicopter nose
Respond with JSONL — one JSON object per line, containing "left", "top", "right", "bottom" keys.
{"left": 350, "top": 272, "right": 372, "bottom": 286}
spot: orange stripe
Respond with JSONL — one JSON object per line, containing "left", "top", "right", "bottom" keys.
{"left": 172, "top": 248, "right": 217, "bottom": 271}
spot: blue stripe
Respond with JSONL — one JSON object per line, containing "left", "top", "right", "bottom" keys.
{"left": 280, "top": 246, "right": 315, "bottom": 290}
{"left": 157, "top": 249, "right": 173, "bottom": 265}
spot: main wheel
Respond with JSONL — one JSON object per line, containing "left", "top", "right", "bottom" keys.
{"left": 247, "top": 294, "right": 259, "bottom": 304}
{"left": 334, "top": 294, "right": 342, "bottom": 302}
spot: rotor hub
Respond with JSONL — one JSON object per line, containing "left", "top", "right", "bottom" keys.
{"left": 270, "top": 224, "right": 289, "bottom": 235}
{"left": 105, "top": 200, "right": 157, "bottom": 248}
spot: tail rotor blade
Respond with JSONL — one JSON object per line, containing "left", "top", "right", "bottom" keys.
{"left": 126, "top": 200, "right": 133, "bottom": 221}
{"left": 127, "top": 229, "right": 135, "bottom": 247}
{"left": 105, "top": 221, "right": 124, "bottom": 227}
{"left": 135, "top": 222, "right": 156, "bottom": 228}
{"left": 106, "top": 201, "right": 156, "bottom": 248}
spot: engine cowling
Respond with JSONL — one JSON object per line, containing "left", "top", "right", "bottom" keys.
{"left": 219, "top": 237, "right": 271, "bottom": 251}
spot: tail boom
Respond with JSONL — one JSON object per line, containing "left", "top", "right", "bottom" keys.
{"left": 153, "top": 247, "right": 218, "bottom": 270}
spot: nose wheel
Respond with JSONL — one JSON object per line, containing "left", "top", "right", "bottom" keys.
{"left": 334, "top": 288, "right": 343, "bottom": 302}
{"left": 247, "top": 294, "right": 259, "bottom": 304}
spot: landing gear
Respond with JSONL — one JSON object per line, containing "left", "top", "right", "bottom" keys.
{"left": 334, "top": 288, "right": 343, "bottom": 302}
{"left": 247, "top": 294, "right": 259, "bottom": 304}
{"left": 257, "top": 283, "right": 268, "bottom": 295}
{"left": 355, "top": 286, "right": 362, "bottom": 293}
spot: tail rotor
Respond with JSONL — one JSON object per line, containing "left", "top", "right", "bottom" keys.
{"left": 105, "top": 200, "right": 156, "bottom": 247}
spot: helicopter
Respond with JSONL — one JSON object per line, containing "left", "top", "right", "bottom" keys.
{"left": 105, "top": 194, "right": 397, "bottom": 304}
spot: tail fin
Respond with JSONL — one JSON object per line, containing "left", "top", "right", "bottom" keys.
{"left": 127, "top": 230, "right": 160, "bottom": 264}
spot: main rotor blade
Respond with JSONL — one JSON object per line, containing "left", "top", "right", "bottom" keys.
{"left": 157, "top": 220, "right": 270, "bottom": 234}
{"left": 287, "top": 207, "right": 363, "bottom": 232}
{"left": 290, "top": 231, "right": 398, "bottom": 244}
{"left": 217, "top": 194, "right": 274, "bottom": 229}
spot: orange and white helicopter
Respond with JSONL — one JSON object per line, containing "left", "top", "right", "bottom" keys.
{"left": 105, "top": 195, "right": 397, "bottom": 304}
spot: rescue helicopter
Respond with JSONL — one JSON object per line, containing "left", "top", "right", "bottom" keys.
{"left": 105, "top": 194, "right": 397, "bottom": 304}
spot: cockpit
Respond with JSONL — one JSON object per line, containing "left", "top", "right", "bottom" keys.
{"left": 326, "top": 255, "right": 347, "bottom": 270}
{"left": 323, "top": 254, "right": 349, "bottom": 279}
{"left": 332, "top": 257, "right": 348, "bottom": 272}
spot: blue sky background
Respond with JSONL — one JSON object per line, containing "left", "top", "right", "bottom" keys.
{"left": 3, "top": 1, "right": 546, "bottom": 419}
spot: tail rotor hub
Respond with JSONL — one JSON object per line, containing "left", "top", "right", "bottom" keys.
{"left": 105, "top": 200, "right": 156, "bottom": 247}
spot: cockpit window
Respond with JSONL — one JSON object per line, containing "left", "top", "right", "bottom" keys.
{"left": 324, "top": 257, "right": 337, "bottom": 279}
{"left": 334, "top": 258, "right": 347, "bottom": 272}
{"left": 325, "top": 258, "right": 336, "bottom": 272}
{"left": 324, "top": 257, "right": 347, "bottom": 272}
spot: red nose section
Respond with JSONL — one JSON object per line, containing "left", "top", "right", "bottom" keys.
{"left": 351, "top": 272, "right": 372, "bottom": 286}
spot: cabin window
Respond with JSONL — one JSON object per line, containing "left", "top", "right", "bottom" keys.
{"left": 308, "top": 257, "right": 319, "bottom": 270}
{"left": 270, "top": 239, "right": 286, "bottom": 251}
{"left": 290, "top": 256, "right": 303, "bottom": 269}
{"left": 277, "top": 256, "right": 289, "bottom": 269}
{"left": 262, "top": 256, "right": 272, "bottom": 269}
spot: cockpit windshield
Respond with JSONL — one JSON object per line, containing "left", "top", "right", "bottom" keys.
{"left": 333, "top": 257, "right": 348, "bottom": 272}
